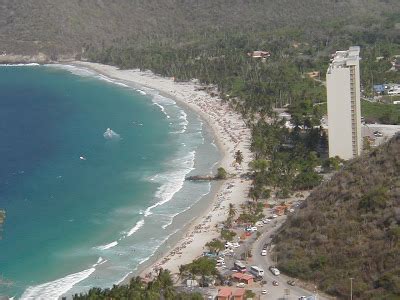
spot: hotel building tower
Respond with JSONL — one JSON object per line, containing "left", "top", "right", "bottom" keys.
{"left": 326, "top": 46, "right": 362, "bottom": 160}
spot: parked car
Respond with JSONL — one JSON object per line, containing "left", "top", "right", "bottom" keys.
{"left": 261, "top": 249, "right": 267, "bottom": 256}
{"left": 269, "top": 266, "right": 280, "bottom": 276}
{"left": 272, "top": 280, "right": 279, "bottom": 286}
{"left": 236, "top": 282, "right": 245, "bottom": 288}
{"left": 262, "top": 218, "right": 271, "bottom": 224}
{"left": 255, "top": 221, "right": 264, "bottom": 227}
{"left": 287, "top": 280, "right": 296, "bottom": 286}
{"left": 271, "top": 214, "right": 278, "bottom": 218}
{"left": 261, "top": 290, "right": 269, "bottom": 295}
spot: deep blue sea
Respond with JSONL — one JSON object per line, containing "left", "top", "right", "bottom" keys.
{"left": 0, "top": 64, "right": 220, "bottom": 299}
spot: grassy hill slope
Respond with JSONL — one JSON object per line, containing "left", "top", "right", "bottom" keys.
{"left": 274, "top": 134, "right": 400, "bottom": 299}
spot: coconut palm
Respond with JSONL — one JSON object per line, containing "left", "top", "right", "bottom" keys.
{"left": 228, "top": 203, "right": 237, "bottom": 220}
{"left": 234, "top": 150, "right": 244, "bottom": 165}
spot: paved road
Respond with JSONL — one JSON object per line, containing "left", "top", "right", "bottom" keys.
{"left": 250, "top": 216, "right": 325, "bottom": 300}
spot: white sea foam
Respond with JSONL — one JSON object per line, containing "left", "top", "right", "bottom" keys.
{"left": 20, "top": 267, "right": 95, "bottom": 300}
{"left": 114, "top": 82, "right": 129, "bottom": 88}
{"left": 115, "top": 271, "right": 133, "bottom": 285}
{"left": 152, "top": 94, "right": 176, "bottom": 106}
{"left": 161, "top": 182, "right": 212, "bottom": 229}
{"left": 127, "top": 219, "right": 145, "bottom": 237}
{"left": 154, "top": 102, "right": 170, "bottom": 119}
{"left": 0, "top": 63, "right": 40, "bottom": 67}
{"left": 137, "top": 89, "right": 147, "bottom": 95}
{"left": 96, "top": 241, "right": 118, "bottom": 250}
{"left": 103, "top": 128, "right": 121, "bottom": 140}
{"left": 94, "top": 257, "right": 108, "bottom": 267}
{"left": 144, "top": 151, "right": 195, "bottom": 217}
{"left": 178, "top": 110, "right": 189, "bottom": 133}
{"left": 161, "top": 212, "right": 180, "bottom": 229}
{"left": 44, "top": 64, "right": 95, "bottom": 77}
{"left": 20, "top": 257, "right": 108, "bottom": 299}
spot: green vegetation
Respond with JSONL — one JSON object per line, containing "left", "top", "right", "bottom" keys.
{"left": 250, "top": 117, "right": 324, "bottom": 196}
{"left": 274, "top": 135, "right": 400, "bottom": 299}
{"left": 2, "top": 1, "right": 400, "bottom": 297}
{"left": 216, "top": 167, "right": 227, "bottom": 180}
{"left": 362, "top": 100, "right": 400, "bottom": 124}
{"left": 72, "top": 269, "right": 202, "bottom": 299}
{"left": 360, "top": 42, "right": 400, "bottom": 96}
{"left": 179, "top": 257, "right": 218, "bottom": 282}
{"left": 220, "top": 229, "right": 236, "bottom": 242}
{"left": 205, "top": 239, "right": 225, "bottom": 254}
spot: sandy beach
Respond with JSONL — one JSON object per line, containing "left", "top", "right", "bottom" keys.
{"left": 71, "top": 61, "right": 253, "bottom": 281}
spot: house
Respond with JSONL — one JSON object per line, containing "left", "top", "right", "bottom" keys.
{"left": 217, "top": 288, "right": 245, "bottom": 300}
{"left": 232, "top": 288, "right": 245, "bottom": 300}
{"left": 232, "top": 272, "right": 254, "bottom": 285}
{"left": 217, "top": 287, "right": 232, "bottom": 300}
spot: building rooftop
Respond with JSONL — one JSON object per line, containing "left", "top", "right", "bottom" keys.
{"left": 232, "top": 272, "right": 254, "bottom": 281}
{"left": 327, "top": 46, "right": 360, "bottom": 73}
{"left": 218, "top": 287, "right": 232, "bottom": 297}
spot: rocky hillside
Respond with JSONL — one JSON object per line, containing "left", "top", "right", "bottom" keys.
{"left": 1, "top": 0, "right": 399, "bottom": 58}
{"left": 274, "top": 134, "right": 400, "bottom": 299}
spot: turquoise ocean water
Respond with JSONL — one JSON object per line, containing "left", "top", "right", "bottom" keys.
{"left": 0, "top": 64, "right": 220, "bottom": 299}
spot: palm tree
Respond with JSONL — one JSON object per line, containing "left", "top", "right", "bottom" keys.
{"left": 234, "top": 150, "right": 244, "bottom": 165}
{"left": 228, "top": 203, "right": 237, "bottom": 220}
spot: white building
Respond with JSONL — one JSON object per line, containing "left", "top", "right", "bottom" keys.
{"left": 326, "top": 46, "right": 362, "bottom": 160}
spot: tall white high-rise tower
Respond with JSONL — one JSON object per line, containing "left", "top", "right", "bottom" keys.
{"left": 326, "top": 46, "right": 362, "bottom": 160}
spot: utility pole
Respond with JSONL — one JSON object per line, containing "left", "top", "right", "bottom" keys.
{"left": 350, "top": 277, "right": 354, "bottom": 300}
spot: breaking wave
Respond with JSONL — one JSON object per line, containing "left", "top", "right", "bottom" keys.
{"left": 126, "top": 219, "right": 145, "bottom": 237}
{"left": 144, "top": 151, "right": 195, "bottom": 217}
{"left": 96, "top": 241, "right": 118, "bottom": 250}
{"left": 20, "top": 257, "right": 106, "bottom": 300}
{"left": 0, "top": 63, "right": 40, "bottom": 67}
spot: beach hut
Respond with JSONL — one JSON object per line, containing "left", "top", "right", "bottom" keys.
{"left": 232, "top": 288, "right": 245, "bottom": 300}
{"left": 217, "top": 287, "right": 245, "bottom": 300}
{"left": 217, "top": 287, "right": 232, "bottom": 300}
{"left": 232, "top": 272, "right": 254, "bottom": 285}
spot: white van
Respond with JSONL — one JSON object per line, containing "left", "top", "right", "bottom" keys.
{"left": 250, "top": 266, "right": 264, "bottom": 277}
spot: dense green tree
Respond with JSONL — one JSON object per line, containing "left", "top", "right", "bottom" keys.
{"left": 216, "top": 167, "right": 227, "bottom": 179}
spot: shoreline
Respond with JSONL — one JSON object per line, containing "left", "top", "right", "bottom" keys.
{"left": 67, "top": 61, "right": 253, "bottom": 284}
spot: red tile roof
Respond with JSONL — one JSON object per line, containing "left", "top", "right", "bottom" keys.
{"left": 232, "top": 272, "right": 254, "bottom": 281}
{"left": 232, "top": 288, "right": 245, "bottom": 296}
{"left": 218, "top": 287, "right": 232, "bottom": 297}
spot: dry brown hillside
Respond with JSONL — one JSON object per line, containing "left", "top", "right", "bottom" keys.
{"left": 274, "top": 134, "right": 400, "bottom": 299}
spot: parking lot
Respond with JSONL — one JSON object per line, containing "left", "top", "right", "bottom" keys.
{"left": 210, "top": 202, "right": 326, "bottom": 300}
